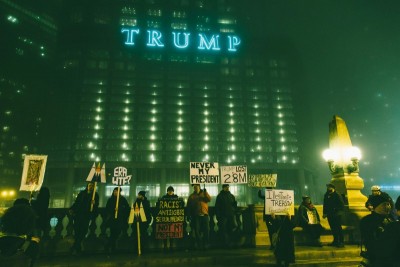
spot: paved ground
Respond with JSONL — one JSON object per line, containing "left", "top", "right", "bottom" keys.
{"left": 36, "top": 245, "right": 363, "bottom": 267}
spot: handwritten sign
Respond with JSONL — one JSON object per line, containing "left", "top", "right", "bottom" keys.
{"left": 112, "top": 166, "right": 132, "bottom": 185}
{"left": 220, "top": 165, "right": 247, "bottom": 184}
{"left": 247, "top": 174, "right": 277, "bottom": 188}
{"left": 155, "top": 198, "right": 185, "bottom": 239}
{"left": 264, "top": 189, "right": 294, "bottom": 216}
{"left": 20, "top": 155, "right": 47, "bottom": 191}
{"left": 189, "top": 162, "right": 219, "bottom": 184}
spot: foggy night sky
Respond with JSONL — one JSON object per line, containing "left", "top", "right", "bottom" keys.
{"left": 245, "top": 1, "right": 400, "bottom": 190}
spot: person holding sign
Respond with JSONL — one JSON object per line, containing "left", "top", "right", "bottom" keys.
{"left": 69, "top": 182, "right": 99, "bottom": 255}
{"left": 297, "top": 196, "right": 323, "bottom": 247}
{"left": 187, "top": 184, "right": 211, "bottom": 250}
{"left": 157, "top": 186, "right": 179, "bottom": 252}
{"left": 272, "top": 213, "right": 295, "bottom": 267}
{"left": 132, "top": 191, "right": 151, "bottom": 253}
{"left": 323, "top": 183, "right": 345, "bottom": 248}
{"left": 258, "top": 188, "right": 277, "bottom": 250}
{"left": 215, "top": 184, "right": 238, "bottom": 247}
{"left": 104, "top": 187, "right": 130, "bottom": 254}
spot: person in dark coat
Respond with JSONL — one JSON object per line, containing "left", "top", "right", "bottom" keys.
{"left": 258, "top": 188, "right": 277, "bottom": 250}
{"left": 0, "top": 203, "right": 40, "bottom": 267}
{"left": 360, "top": 194, "right": 395, "bottom": 266}
{"left": 215, "top": 184, "right": 238, "bottom": 247}
{"left": 322, "top": 183, "right": 345, "bottom": 247}
{"left": 69, "top": 182, "right": 99, "bottom": 254}
{"left": 272, "top": 213, "right": 295, "bottom": 267}
{"left": 133, "top": 191, "right": 151, "bottom": 253}
{"left": 157, "top": 186, "right": 179, "bottom": 252}
{"left": 298, "top": 196, "right": 323, "bottom": 246}
{"left": 31, "top": 187, "right": 50, "bottom": 236}
{"left": 365, "top": 185, "right": 396, "bottom": 220}
{"left": 104, "top": 187, "right": 130, "bottom": 253}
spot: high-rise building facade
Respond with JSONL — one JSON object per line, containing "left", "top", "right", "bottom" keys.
{"left": 2, "top": 0, "right": 317, "bottom": 207}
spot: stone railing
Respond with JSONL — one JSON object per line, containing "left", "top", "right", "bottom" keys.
{"left": 39, "top": 205, "right": 256, "bottom": 256}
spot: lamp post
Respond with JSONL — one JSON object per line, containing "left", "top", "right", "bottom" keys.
{"left": 322, "top": 116, "right": 367, "bottom": 207}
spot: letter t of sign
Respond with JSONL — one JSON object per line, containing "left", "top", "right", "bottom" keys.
{"left": 121, "top": 28, "right": 140, "bottom": 45}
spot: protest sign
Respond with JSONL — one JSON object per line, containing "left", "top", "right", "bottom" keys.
{"left": 247, "top": 173, "right": 277, "bottom": 188}
{"left": 20, "top": 155, "right": 47, "bottom": 191}
{"left": 264, "top": 189, "right": 294, "bottom": 215}
{"left": 112, "top": 166, "right": 132, "bottom": 185}
{"left": 155, "top": 198, "right": 185, "bottom": 239}
{"left": 189, "top": 162, "right": 219, "bottom": 184}
{"left": 220, "top": 165, "right": 247, "bottom": 184}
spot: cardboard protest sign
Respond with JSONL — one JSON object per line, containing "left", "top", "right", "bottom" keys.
{"left": 247, "top": 174, "right": 277, "bottom": 188}
{"left": 220, "top": 165, "right": 247, "bottom": 184}
{"left": 264, "top": 189, "right": 294, "bottom": 216}
{"left": 155, "top": 198, "right": 185, "bottom": 239}
{"left": 190, "top": 162, "right": 219, "bottom": 184}
{"left": 112, "top": 166, "right": 132, "bottom": 185}
{"left": 20, "top": 155, "right": 47, "bottom": 191}
{"left": 86, "top": 163, "right": 106, "bottom": 183}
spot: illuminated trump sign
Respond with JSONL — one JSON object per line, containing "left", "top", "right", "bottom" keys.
{"left": 121, "top": 28, "right": 241, "bottom": 52}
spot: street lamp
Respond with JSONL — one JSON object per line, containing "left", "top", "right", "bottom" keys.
{"left": 322, "top": 146, "right": 361, "bottom": 175}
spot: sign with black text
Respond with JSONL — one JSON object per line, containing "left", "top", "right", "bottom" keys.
{"left": 247, "top": 174, "right": 277, "bottom": 188}
{"left": 189, "top": 162, "right": 219, "bottom": 184}
{"left": 220, "top": 165, "right": 247, "bottom": 184}
{"left": 155, "top": 198, "right": 185, "bottom": 239}
{"left": 264, "top": 189, "right": 294, "bottom": 215}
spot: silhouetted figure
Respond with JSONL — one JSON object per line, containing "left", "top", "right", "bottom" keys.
{"left": 298, "top": 196, "right": 323, "bottom": 246}
{"left": 157, "top": 186, "right": 179, "bottom": 252}
{"left": 272, "top": 213, "right": 295, "bottom": 267}
{"left": 104, "top": 187, "right": 129, "bottom": 253}
{"left": 69, "top": 182, "right": 99, "bottom": 254}
{"left": 215, "top": 184, "right": 238, "bottom": 247}
{"left": 31, "top": 187, "right": 50, "bottom": 236}
{"left": 323, "top": 183, "right": 345, "bottom": 247}
{"left": 0, "top": 204, "right": 40, "bottom": 267}
{"left": 258, "top": 188, "right": 277, "bottom": 250}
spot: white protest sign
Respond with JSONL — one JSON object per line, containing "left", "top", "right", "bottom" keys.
{"left": 112, "top": 166, "right": 132, "bottom": 185}
{"left": 20, "top": 155, "right": 47, "bottom": 191}
{"left": 264, "top": 189, "right": 294, "bottom": 216}
{"left": 190, "top": 162, "right": 219, "bottom": 184}
{"left": 248, "top": 174, "right": 277, "bottom": 188}
{"left": 220, "top": 165, "right": 247, "bottom": 184}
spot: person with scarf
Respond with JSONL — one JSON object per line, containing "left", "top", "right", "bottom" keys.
{"left": 298, "top": 196, "right": 323, "bottom": 246}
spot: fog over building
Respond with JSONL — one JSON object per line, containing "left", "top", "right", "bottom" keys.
{"left": 1, "top": 0, "right": 317, "bottom": 207}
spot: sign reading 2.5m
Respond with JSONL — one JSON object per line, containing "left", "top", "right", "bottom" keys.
{"left": 220, "top": 165, "right": 247, "bottom": 184}
{"left": 121, "top": 28, "right": 241, "bottom": 52}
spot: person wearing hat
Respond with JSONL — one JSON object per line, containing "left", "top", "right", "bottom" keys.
{"left": 133, "top": 190, "right": 151, "bottom": 253}
{"left": 322, "top": 183, "right": 345, "bottom": 247}
{"left": 157, "top": 186, "right": 179, "bottom": 252}
{"left": 187, "top": 184, "right": 211, "bottom": 250}
{"left": 360, "top": 194, "right": 395, "bottom": 266}
{"left": 298, "top": 196, "right": 323, "bottom": 247}
{"left": 104, "top": 187, "right": 130, "bottom": 253}
{"left": 365, "top": 185, "right": 396, "bottom": 220}
{"left": 215, "top": 184, "right": 238, "bottom": 247}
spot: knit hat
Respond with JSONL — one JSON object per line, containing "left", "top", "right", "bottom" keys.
{"left": 369, "top": 194, "right": 390, "bottom": 209}
{"left": 222, "top": 184, "right": 229, "bottom": 188}
{"left": 138, "top": 191, "right": 146, "bottom": 197}
{"left": 167, "top": 186, "right": 174, "bottom": 192}
{"left": 326, "top": 183, "right": 335, "bottom": 189}
{"left": 302, "top": 195, "right": 310, "bottom": 201}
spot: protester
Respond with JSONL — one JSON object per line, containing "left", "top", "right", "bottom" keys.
{"left": 0, "top": 204, "right": 40, "bottom": 267}
{"left": 297, "top": 196, "right": 323, "bottom": 246}
{"left": 31, "top": 186, "right": 50, "bottom": 236}
{"left": 360, "top": 194, "right": 395, "bottom": 266}
{"left": 272, "top": 213, "right": 295, "bottom": 267}
{"left": 69, "top": 181, "right": 99, "bottom": 255}
{"left": 157, "top": 186, "right": 179, "bottom": 252}
{"left": 396, "top": 196, "right": 400, "bottom": 217}
{"left": 187, "top": 184, "right": 211, "bottom": 250}
{"left": 133, "top": 191, "right": 151, "bottom": 253}
{"left": 365, "top": 185, "right": 396, "bottom": 220}
{"left": 104, "top": 187, "right": 130, "bottom": 253}
{"left": 323, "top": 183, "right": 345, "bottom": 247}
{"left": 258, "top": 188, "right": 277, "bottom": 250}
{"left": 215, "top": 184, "right": 238, "bottom": 247}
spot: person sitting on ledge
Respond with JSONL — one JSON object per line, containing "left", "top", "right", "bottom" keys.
{"left": 297, "top": 196, "right": 323, "bottom": 247}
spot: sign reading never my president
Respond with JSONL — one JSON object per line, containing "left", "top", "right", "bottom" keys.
{"left": 189, "top": 162, "right": 219, "bottom": 184}
{"left": 155, "top": 198, "right": 185, "bottom": 239}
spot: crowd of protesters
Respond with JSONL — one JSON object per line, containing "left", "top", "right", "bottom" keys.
{"left": 1, "top": 182, "right": 400, "bottom": 267}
